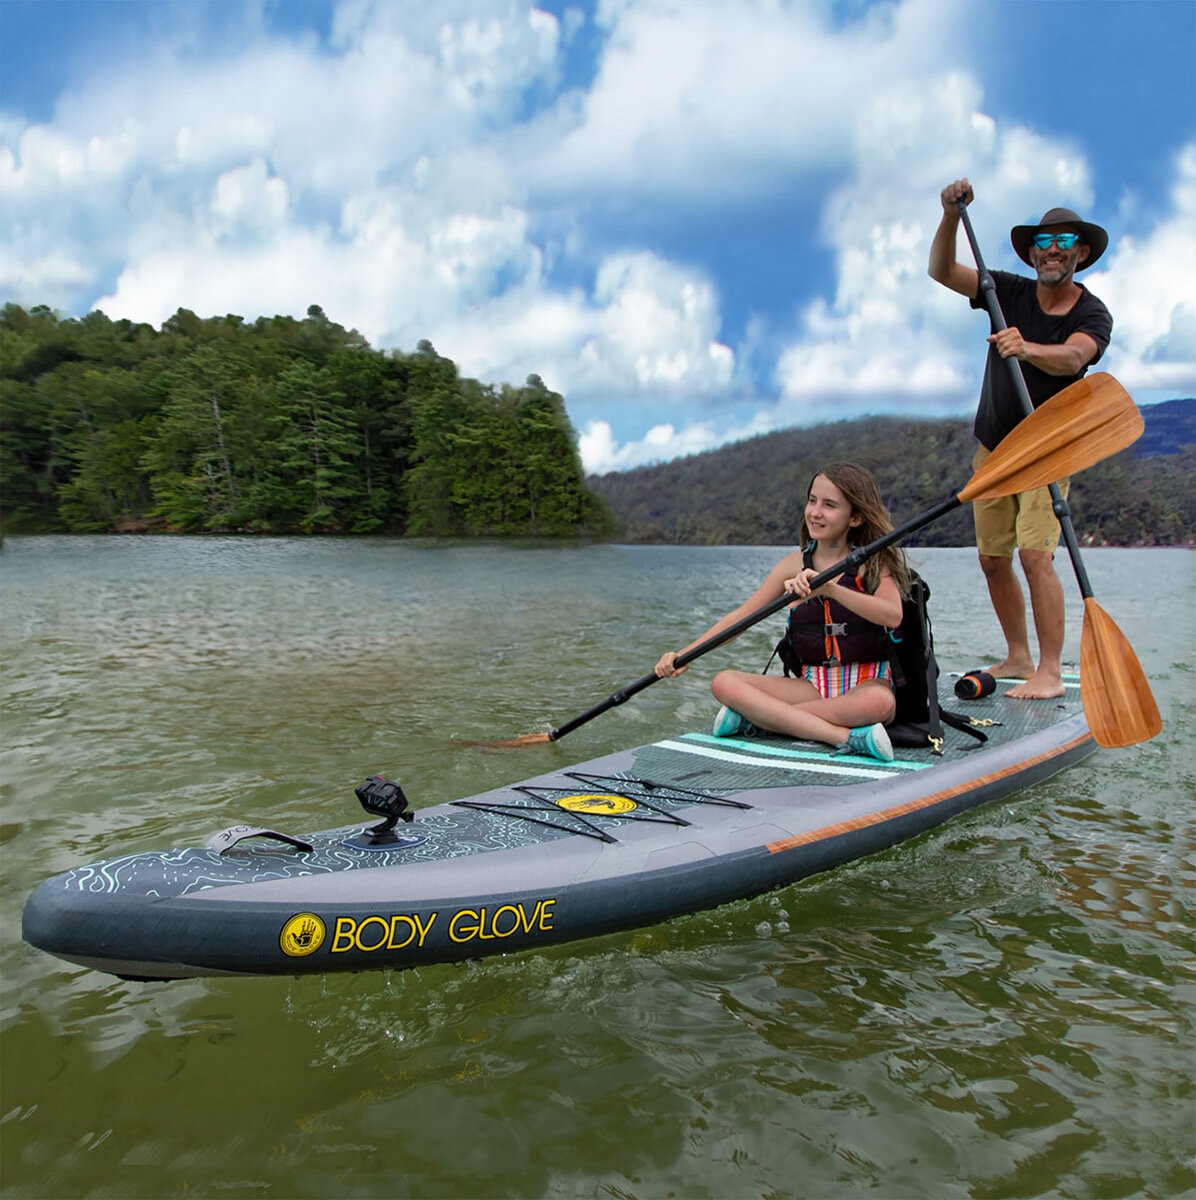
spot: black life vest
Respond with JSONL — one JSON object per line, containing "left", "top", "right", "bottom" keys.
{"left": 779, "top": 546, "right": 892, "bottom": 671}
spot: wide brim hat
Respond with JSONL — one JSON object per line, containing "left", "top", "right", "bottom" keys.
{"left": 1010, "top": 207, "right": 1108, "bottom": 271}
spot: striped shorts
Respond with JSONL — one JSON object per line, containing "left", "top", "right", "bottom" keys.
{"left": 802, "top": 660, "right": 891, "bottom": 699}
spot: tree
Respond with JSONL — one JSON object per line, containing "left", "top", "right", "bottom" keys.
{"left": 272, "top": 360, "right": 358, "bottom": 531}
{"left": 326, "top": 347, "right": 410, "bottom": 532}
{"left": 403, "top": 342, "right": 465, "bottom": 535}
{"left": 142, "top": 345, "right": 249, "bottom": 530}
{"left": 58, "top": 419, "right": 151, "bottom": 531}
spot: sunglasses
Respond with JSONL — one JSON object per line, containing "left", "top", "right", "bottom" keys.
{"left": 1033, "top": 232, "right": 1082, "bottom": 250}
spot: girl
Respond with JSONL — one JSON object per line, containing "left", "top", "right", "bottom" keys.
{"left": 654, "top": 462, "right": 912, "bottom": 762}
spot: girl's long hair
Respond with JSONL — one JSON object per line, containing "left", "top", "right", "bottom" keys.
{"left": 799, "top": 462, "right": 913, "bottom": 597}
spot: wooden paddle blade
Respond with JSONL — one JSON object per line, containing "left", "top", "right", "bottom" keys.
{"left": 959, "top": 373, "right": 1142, "bottom": 503}
{"left": 1079, "top": 596, "right": 1162, "bottom": 748}
{"left": 460, "top": 731, "right": 553, "bottom": 749}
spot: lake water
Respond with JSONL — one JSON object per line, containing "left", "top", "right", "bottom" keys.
{"left": 1, "top": 537, "right": 1193, "bottom": 1199}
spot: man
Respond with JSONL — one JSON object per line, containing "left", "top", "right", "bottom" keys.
{"left": 929, "top": 179, "right": 1113, "bottom": 699}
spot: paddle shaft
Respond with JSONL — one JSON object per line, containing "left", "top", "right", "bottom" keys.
{"left": 956, "top": 200, "right": 1096, "bottom": 599}
{"left": 547, "top": 492, "right": 961, "bottom": 741}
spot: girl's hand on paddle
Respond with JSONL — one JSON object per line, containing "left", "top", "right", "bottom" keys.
{"left": 784, "top": 569, "right": 815, "bottom": 601}
{"left": 655, "top": 651, "right": 686, "bottom": 678}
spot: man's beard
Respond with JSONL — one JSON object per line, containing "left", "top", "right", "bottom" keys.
{"left": 1035, "top": 254, "right": 1079, "bottom": 285}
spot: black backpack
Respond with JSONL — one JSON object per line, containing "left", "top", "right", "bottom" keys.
{"left": 883, "top": 573, "right": 987, "bottom": 752}
{"left": 771, "top": 571, "right": 986, "bottom": 755}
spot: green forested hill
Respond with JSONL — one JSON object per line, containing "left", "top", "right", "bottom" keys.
{"left": 0, "top": 303, "right": 612, "bottom": 537}
{"left": 588, "top": 406, "right": 1195, "bottom": 547}
{"left": 4, "top": 300, "right": 1189, "bottom": 547}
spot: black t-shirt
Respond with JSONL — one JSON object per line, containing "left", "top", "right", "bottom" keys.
{"left": 970, "top": 270, "right": 1113, "bottom": 450}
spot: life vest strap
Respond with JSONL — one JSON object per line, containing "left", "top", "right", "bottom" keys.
{"left": 789, "top": 620, "right": 861, "bottom": 638}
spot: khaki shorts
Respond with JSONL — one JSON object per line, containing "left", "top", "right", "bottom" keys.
{"left": 971, "top": 445, "right": 1068, "bottom": 557}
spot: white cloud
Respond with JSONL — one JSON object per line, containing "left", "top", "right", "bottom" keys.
{"left": 578, "top": 418, "right": 713, "bottom": 474}
{"left": 0, "top": 246, "right": 94, "bottom": 300}
{"left": 379, "top": 248, "right": 733, "bottom": 407}
{"left": 539, "top": 0, "right": 973, "bottom": 202}
{"left": 1094, "top": 142, "right": 1196, "bottom": 393}
{"left": 0, "top": 117, "right": 142, "bottom": 194}
{"left": 580, "top": 409, "right": 776, "bottom": 475}
{"left": 577, "top": 252, "right": 732, "bottom": 392}
{"left": 210, "top": 157, "right": 288, "bottom": 231}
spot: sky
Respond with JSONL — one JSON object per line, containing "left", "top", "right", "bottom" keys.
{"left": 1, "top": 0, "right": 1193, "bottom": 474}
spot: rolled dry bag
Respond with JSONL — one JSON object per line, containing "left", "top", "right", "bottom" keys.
{"left": 955, "top": 671, "right": 996, "bottom": 700}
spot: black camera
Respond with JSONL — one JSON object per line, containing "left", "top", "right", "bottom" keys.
{"left": 354, "top": 775, "right": 414, "bottom": 844}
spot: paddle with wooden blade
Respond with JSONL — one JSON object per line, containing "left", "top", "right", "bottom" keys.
{"left": 957, "top": 198, "right": 1161, "bottom": 748}
{"left": 480, "top": 371, "right": 1144, "bottom": 748}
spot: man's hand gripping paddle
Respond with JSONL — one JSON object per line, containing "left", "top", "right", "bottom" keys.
{"left": 480, "top": 370, "right": 1146, "bottom": 749}
{"left": 957, "top": 198, "right": 1161, "bottom": 748}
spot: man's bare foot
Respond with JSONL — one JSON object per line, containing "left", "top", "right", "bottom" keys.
{"left": 985, "top": 656, "right": 1035, "bottom": 680}
{"left": 1004, "top": 670, "right": 1066, "bottom": 700}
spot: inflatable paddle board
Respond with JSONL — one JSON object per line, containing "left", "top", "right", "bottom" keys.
{"left": 22, "top": 678, "right": 1093, "bottom": 981}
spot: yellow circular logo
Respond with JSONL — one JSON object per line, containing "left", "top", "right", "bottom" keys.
{"left": 556, "top": 793, "right": 638, "bottom": 815}
{"left": 280, "top": 913, "right": 326, "bottom": 957}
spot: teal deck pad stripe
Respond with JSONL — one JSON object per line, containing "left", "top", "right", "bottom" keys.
{"left": 993, "top": 677, "right": 1081, "bottom": 689}
{"left": 655, "top": 739, "right": 894, "bottom": 780}
{"left": 679, "top": 732, "right": 930, "bottom": 771}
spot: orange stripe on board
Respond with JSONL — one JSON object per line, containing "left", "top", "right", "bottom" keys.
{"left": 766, "top": 733, "right": 1092, "bottom": 855}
